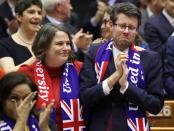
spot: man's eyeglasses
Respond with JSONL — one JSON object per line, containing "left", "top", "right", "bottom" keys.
{"left": 114, "top": 23, "right": 137, "bottom": 32}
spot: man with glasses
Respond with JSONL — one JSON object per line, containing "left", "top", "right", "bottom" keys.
{"left": 80, "top": 2, "right": 164, "bottom": 131}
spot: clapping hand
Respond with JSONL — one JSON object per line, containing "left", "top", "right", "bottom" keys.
{"left": 39, "top": 100, "right": 55, "bottom": 131}
{"left": 119, "top": 62, "right": 129, "bottom": 88}
{"left": 115, "top": 52, "right": 128, "bottom": 78}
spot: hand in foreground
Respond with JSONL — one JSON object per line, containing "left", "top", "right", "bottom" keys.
{"left": 72, "top": 29, "right": 93, "bottom": 51}
{"left": 4, "top": 18, "right": 18, "bottom": 34}
{"left": 107, "top": 52, "right": 128, "bottom": 89}
{"left": 12, "top": 91, "right": 37, "bottom": 123}
{"left": 119, "top": 62, "right": 129, "bottom": 88}
{"left": 115, "top": 52, "right": 128, "bottom": 77}
{"left": 39, "top": 100, "right": 55, "bottom": 131}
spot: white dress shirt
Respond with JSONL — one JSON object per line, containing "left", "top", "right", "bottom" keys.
{"left": 102, "top": 43, "right": 129, "bottom": 95}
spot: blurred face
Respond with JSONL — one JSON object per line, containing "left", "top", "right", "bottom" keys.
{"left": 163, "top": 0, "right": 174, "bottom": 18}
{"left": 101, "top": 12, "right": 113, "bottom": 40}
{"left": 17, "top": 5, "right": 43, "bottom": 33}
{"left": 112, "top": 13, "right": 138, "bottom": 51}
{"left": 3, "top": 84, "right": 32, "bottom": 120}
{"left": 45, "top": 31, "right": 71, "bottom": 67}
{"left": 60, "top": 0, "right": 72, "bottom": 21}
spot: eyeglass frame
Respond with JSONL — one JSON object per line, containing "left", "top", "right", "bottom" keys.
{"left": 114, "top": 23, "right": 137, "bottom": 32}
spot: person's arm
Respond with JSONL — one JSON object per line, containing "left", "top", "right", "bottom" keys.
{"left": 79, "top": 45, "right": 127, "bottom": 108}
{"left": 0, "top": 56, "right": 35, "bottom": 74}
{"left": 39, "top": 100, "right": 54, "bottom": 131}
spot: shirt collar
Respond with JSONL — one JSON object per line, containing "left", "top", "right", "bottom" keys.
{"left": 7, "top": 0, "right": 15, "bottom": 16}
{"left": 112, "top": 43, "right": 129, "bottom": 68}
{"left": 163, "top": 9, "right": 174, "bottom": 27}
{"left": 46, "top": 16, "right": 64, "bottom": 25}
{"left": 147, "top": 5, "right": 154, "bottom": 18}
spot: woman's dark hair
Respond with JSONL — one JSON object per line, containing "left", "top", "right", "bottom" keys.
{"left": 111, "top": 2, "right": 142, "bottom": 27}
{"left": 32, "top": 23, "right": 74, "bottom": 61}
{"left": 0, "top": 72, "right": 38, "bottom": 115}
{"left": 15, "top": 0, "right": 42, "bottom": 15}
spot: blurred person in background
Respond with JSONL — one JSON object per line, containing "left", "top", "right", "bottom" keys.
{"left": 0, "top": 0, "right": 19, "bottom": 38}
{"left": 41, "top": 0, "right": 93, "bottom": 62}
{"left": 139, "top": 0, "right": 164, "bottom": 37}
{"left": 0, "top": 0, "right": 43, "bottom": 73}
{"left": 144, "top": 0, "right": 174, "bottom": 68}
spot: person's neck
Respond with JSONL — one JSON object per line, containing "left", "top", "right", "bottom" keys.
{"left": 44, "top": 59, "right": 63, "bottom": 68}
{"left": 16, "top": 28, "right": 36, "bottom": 45}
{"left": 47, "top": 13, "right": 65, "bottom": 23}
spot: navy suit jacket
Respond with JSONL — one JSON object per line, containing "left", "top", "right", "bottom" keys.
{"left": 164, "top": 36, "right": 174, "bottom": 98}
{"left": 80, "top": 44, "right": 164, "bottom": 131}
{"left": 144, "top": 12, "right": 174, "bottom": 65}
{"left": 0, "top": 1, "right": 15, "bottom": 38}
{"left": 0, "top": 1, "right": 14, "bottom": 21}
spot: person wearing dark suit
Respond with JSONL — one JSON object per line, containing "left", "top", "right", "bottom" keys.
{"left": 164, "top": 36, "right": 174, "bottom": 98}
{"left": 0, "top": 16, "right": 8, "bottom": 38}
{"left": 144, "top": 0, "right": 174, "bottom": 67}
{"left": 0, "top": 0, "right": 18, "bottom": 38}
{"left": 80, "top": 2, "right": 164, "bottom": 131}
{"left": 41, "top": 0, "right": 93, "bottom": 62}
{"left": 139, "top": 0, "right": 164, "bottom": 38}
{"left": 82, "top": 0, "right": 139, "bottom": 40}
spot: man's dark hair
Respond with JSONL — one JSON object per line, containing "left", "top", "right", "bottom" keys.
{"left": 111, "top": 2, "right": 141, "bottom": 27}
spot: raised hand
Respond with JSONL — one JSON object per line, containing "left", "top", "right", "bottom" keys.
{"left": 12, "top": 91, "right": 37, "bottom": 123}
{"left": 39, "top": 100, "right": 55, "bottom": 131}
{"left": 72, "top": 29, "right": 93, "bottom": 51}
{"left": 12, "top": 91, "right": 37, "bottom": 131}
{"left": 115, "top": 52, "right": 128, "bottom": 77}
{"left": 119, "top": 62, "right": 129, "bottom": 88}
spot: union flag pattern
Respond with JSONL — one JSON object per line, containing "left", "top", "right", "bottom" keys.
{"left": 61, "top": 99, "right": 85, "bottom": 131}
{"left": 127, "top": 117, "right": 150, "bottom": 131}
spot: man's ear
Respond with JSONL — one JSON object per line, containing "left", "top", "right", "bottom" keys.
{"left": 16, "top": 13, "right": 21, "bottom": 23}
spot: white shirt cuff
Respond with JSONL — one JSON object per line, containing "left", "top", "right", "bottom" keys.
{"left": 90, "top": 17, "right": 97, "bottom": 27}
{"left": 102, "top": 79, "right": 112, "bottom": 95}
{"left": 120, "top": 82, "right": 129, "bottom": 94}
{"left": 73, "top": 42, "right": 78, "bottom": 52}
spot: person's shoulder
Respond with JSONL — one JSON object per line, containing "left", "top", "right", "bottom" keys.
{"left": 146, "top": 12, "right": 162, "bottom": 25}
{"left": 140, "top": 50, "right": 160, "bottom": 59}
{"left": 73, "top": 60, "right": 83, "bottom": 74}
{"left": 19, "top": 62, "right": 35, "bottom": 73}
{"left": 89, "top": 43, "right": 102, "bottom": 51}
{"left": 0, "top": 36, "right": 15, "bottom": 47}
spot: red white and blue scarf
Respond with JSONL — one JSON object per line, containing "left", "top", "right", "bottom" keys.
{"left": 95, "top": 40, "right": 150, "bottom": 131}
{"left": 34, "top": 61, "right": 85, "bottom": 131}
{"left": 0, "top": 115, "right": 40, "bottom": 131}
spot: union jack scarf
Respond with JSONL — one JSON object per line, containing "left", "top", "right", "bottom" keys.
{"left": 34, "top": 60, "right": 85, "bottom": 131}
{"left": 0, "top": 115, "right": 40, "bottom": 131}
{"left": 95, "top": 40, "right": 150, "bottom": 131}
